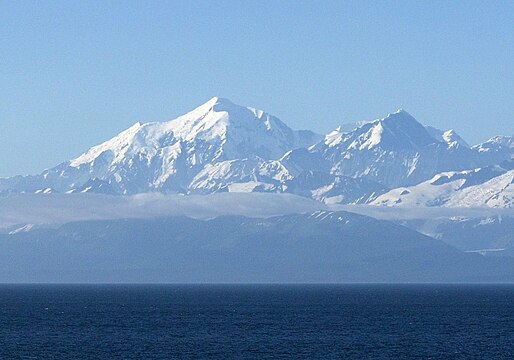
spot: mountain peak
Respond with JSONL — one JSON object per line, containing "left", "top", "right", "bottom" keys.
{"left": 425, "top": 126, "right": 469, "bottom": 148}
{"left": 323, "top": 109, "right": 428, "bottom": 151}
{"left": 393, "top": 108, "right": 408, "bottom": 114}
{"left": 165, "top": 97, "right": 280, "bottom": 143}
{"left": 1, "top": 97, "right": 511, "bottom": 204}
{"left": 188, "top": 96, "right": 238, "bottom": 116}
{"left": 205, "top": 96, "right": 234, "bottom": 107}
{"left": 442, "top": 129, "right": 469, "bottom": 148}
{"left": 381, "top": 108, "right": 416, "bottom": 123}
{"left": 324, "top": 126, "right": 344, "bottom": 147}
{"left": 64, "top": 97, "right": 321, "bottom": 188}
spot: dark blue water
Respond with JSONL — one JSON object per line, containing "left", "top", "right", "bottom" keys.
{"left": 0, "top": 285, "right": 513, "bottom": 359}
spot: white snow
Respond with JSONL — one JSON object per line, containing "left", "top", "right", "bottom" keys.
{"left": 8, "top": 224, "right": 36, "bottom": 235}
{"left": 0, "top": 97, "right": 511, "bottom": 211}
{"left": 372, "top": 168, "right": 514, "bottom": 208}
{"left": 59, "top": 97, "right": 321, "bottom": 194}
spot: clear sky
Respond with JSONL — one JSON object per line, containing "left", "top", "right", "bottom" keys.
{"left": 1, "top": 0, "right": 513, "bottom": 177}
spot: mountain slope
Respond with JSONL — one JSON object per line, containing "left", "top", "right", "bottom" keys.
{"left": 0, "top": 97, "right": 321, "bottom": 195}
{"left": 288, "top": 110, "right": 508, "bottom": 189}
{"left": 372, "top": 161, "right": 514, "bottom": 208}
{"left": 400, "top": 215, "right": 514, "bottom": 253}
{"left": 1, "top": 211, "right": 513, "bottom": 283}
{"left": 0, "top": 99, "right": 511, "bottom": 207}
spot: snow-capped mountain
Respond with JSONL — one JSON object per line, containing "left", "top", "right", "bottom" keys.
{"left": 471, "top": 135, "right": 514, "bottom": 166}
{"left": 446, "top": 169, "right": 514, "bottom": 208}
{"left": 287, "top": 110, "right": 508, "bottom": 189}
{"left": 0, "top": 97, "right": 320, "bottom": 195}
{"left": 0, "top": 98, "right": 512, "bottom": 207}
{"left": 372, "top": 161, "right": 514, "bottom": 208}
{"left": 425, "top": 126, "right": 470, "bottom": 148}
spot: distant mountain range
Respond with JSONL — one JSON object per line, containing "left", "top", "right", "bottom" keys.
{"left": 1, "top": 97, "right": 512, "bottom": 207}
{"left": 2, "top": 210, "right": 514, "bottom": 283}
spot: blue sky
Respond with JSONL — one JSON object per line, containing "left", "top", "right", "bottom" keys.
{"left": 1, "top": 0, "right": 513, "bottom": 176}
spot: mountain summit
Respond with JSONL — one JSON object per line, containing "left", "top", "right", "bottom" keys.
{"left": 1, "top": 98, "right": 320, "bottom": 194}
{"left": 321, "top": 109, "right": 436, "bottom": 152}
{"left": 0, "top": 98, "right": 511, "bottom": 207}
{"left": 71, "top": 96, "right": 320, "bottom": 168}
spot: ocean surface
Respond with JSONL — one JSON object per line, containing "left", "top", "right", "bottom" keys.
{"left": 0, "top": 284, "right": 513, "bottom": 359}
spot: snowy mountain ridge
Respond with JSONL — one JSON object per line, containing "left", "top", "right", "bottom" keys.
{"left": 70, "top": 97, "right": 318, "bottom": 168}
{"left": 0, "top": 97, "right": 512, "bottom": 208}
{"left": 372, "top": 161, "right": 514, "bottom": 208}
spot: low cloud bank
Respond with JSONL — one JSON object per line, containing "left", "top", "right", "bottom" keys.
{"left": 0, "top": 192, "right": 327, "bottom": 230}
{"left": 1, "top": 192, "right": 513, "bottom": 231}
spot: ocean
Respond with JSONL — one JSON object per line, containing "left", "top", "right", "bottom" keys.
{"left": 0, "top": 284, "right": 513, "bottom": 359}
